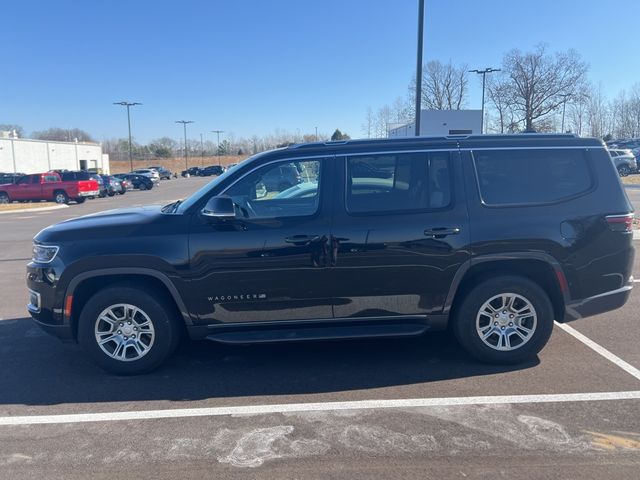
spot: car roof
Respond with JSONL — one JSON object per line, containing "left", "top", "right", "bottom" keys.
{"left": 271, "top": 134, "right": 603, "bottom": 159}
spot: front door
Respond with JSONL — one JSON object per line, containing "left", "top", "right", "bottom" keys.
{"left": 330, "top": 149, "right": 470, "bottom": 319}
{"left": 187, "top": 156, "right": 334, "bottom": 325}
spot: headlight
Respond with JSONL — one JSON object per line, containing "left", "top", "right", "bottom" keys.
{"left": 32, "top": 243, "right": 59, "bottom": 263}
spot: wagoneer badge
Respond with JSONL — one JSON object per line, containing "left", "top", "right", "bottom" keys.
{"left": 208, "top": 293, "right": 267, "bottom": 302}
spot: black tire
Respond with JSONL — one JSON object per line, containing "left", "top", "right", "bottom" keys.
{"left": 108, "top": 190, "right": 115, "bottom": 197}
{"left": 78, "top": 284, "right": 181, "bottom": 375}
{"left": 452, "top": 276, "right": 554, "bottom": 364}
{"left": 119, "top": 190, "right": 126, "bottom": 195}
{"left": 139, "top": 183, "right": 147, "bottom": 191}
{"left": 0, "top": 192, "right": 9, "bottom": 204}
{"left": 53, "top": 190, "right": 69, "bottom": 204}
{"left": 75, "top": 197, "right": 86, "bottom": 204}
{"left": 618, "top": 165, "right": 630, "bottom": 177}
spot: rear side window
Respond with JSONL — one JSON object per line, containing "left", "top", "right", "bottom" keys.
{"left": 473, "top": 149, "right": 593, "bottom": 206}
{"left": 346, "top": 151, "right": 452, "bottom": 214}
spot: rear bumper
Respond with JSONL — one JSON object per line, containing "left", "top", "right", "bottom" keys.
{"left": 78, "top": 190, "right": 100, "bottom": 197}
{"left": 563, "top": 280, "right": 633, "bottom": 322}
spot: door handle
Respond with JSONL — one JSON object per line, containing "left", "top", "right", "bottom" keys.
{"left": 284, "top": 235, "right": 320, "bottom": 246}
{"left": 424, "top": 227, "right": 461, "bottom": 239}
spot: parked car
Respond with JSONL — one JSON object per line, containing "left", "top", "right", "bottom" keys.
{"left": 88, "top": 173, "right": 108, "bottom": 198}
{"left": 260, "top": 162, "right": 302, "bottom": 191}
{"left": 0, "top": 171, "right": 99, "bottom": 204}
{"left": 199, "top": 165, "right": 225, "bottom": 177}
{"left": 119, "top": 173, "right": 154, "bottom": 190}
{"left": 181, "top": 167, "right": 202, "bottom": 177}
{"left": 147, "top": 166, "right": 172, "bottom": 180}
{"left": 0, "top": 172, "right": 25, "bottom": 185}
{"left": 131, "top": 169, "right": 160, "bottom": 184}
{"left": 27, "top": 134, "right": 634, "bottom": 374}
{"left": 608, "top": 149, "right": 638, "bottom": 176}
{"left": 100, "top": 175, "right": 124, "bottom": 196}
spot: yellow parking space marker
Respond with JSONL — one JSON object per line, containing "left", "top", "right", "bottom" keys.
{"left": 585, "top": 430, "right": 640, "bottom": 451}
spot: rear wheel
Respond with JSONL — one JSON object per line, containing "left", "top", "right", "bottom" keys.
{"left": 53, "top": 190, "right": 69, "bottom": 204}
{"left": 78, "top": 284, "right": 181, "bottom": 374}
{"left": 139, "top": 183, "right": 147, "bottom": 191}
{"left": 75, "top": 197, "right": 86, "bottom": 204}
{"left": 452, "top": 276, "right": 554, "bottom": 364}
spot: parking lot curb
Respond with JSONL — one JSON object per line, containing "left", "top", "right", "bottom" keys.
{"left": 0, "top": 204, "right": 69, "bottom": 215}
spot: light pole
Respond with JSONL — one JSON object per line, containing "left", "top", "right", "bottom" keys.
{"left": 176, "top": 120, "right": 194, "bottom": 171}
{"left": 211, "top": 130, "right": 224, "bottom": 167}
{"left": 414, "top": 0, "right": 425, "bottom": 137}
{"left": 200, "top": 133, "right": 204, "bottom": 167}
{"left": 469, "top": 68, "right": 501, "bottom": 134}
{"left": 315, "top": 126, "right": 318, "bottom": 141}
{"left": 559, "top": 93, "right": 571, "bottom": 132}
{"left": 113, "top": 101, "right": 141, "bottom": 171}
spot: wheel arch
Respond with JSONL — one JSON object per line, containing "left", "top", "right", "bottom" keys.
{"left": 445, "top": 253, "right": 568, "bottom": 323}
{"left": 65, "top": 268, "right": 193, "bottom": 340}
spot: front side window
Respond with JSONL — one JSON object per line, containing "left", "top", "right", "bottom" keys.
{"left": 225, "top": 159, "right": 321, "bottom": 219}
{"left": 473, "top": 149, "right": 592, "bottom": 206}
{"left": 346, "top": 151, "right": 452, "bottom": 214}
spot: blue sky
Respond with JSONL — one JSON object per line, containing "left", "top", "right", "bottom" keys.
{"left": 2, "top": 0, "right": 639, "bottom": 143}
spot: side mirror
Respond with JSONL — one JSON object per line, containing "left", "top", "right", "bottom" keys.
{"left": 201, "top": 195, "right": 235, "bottom": 219}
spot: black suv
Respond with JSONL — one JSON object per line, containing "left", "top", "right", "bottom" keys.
{"left": 27, "top": 135, "right": 634, "bottom": 374}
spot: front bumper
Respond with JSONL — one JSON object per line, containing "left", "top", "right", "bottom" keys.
{"left": 563, "top": 279, "right": 633, "bottom": 322}
{"left": 27, "top": 263, "right": 75, "bottom": 342}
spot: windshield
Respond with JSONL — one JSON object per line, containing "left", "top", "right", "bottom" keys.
{"left": 174, "top": 158, "right": 250, "bottom": 213}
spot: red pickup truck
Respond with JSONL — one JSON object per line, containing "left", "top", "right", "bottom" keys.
{"left": 0, "top": 172, "right": 99, "bottom": 204}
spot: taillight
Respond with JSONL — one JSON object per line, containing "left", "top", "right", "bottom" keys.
{"left": 605, "top": 213, "right": 634, "bottom": 233}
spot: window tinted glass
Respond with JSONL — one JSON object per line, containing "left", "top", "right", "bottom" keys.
{"left": 474, "top": 149, "right": 592, "bottom": 205}
{"left": 346, "top": 152, "right": 452, "bottom": 213}
{"left": 225, "top": 159, "right": 320, "bottom": 219}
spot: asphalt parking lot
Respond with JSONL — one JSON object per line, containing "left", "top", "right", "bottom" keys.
{"left": 0, "top": 178, "right": 639, "bottom": 479}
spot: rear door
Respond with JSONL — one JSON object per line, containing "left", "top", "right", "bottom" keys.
{"left": 330, "top": 148, "right": 470, "bottom": 319}
{"left": 187, "top": 156, "right": 335, "bottom": 325}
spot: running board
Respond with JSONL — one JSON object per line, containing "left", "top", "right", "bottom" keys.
{"left": 205, "top": 321, "right": 432, "bottom": 345}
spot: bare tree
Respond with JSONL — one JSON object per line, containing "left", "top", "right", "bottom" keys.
{"left": 501, "top": 45, "right": 588, "bottom": 131}
{"left": 486, "top": 77, "right": 515, "bottom": 133}
{"left": 408, "top": 60, "right": 469, "bottom": 111}
{"left": 361, "top": 107, "right": 374, "bottom": 139}
{"left": 587, "top": 83, "right": 610, "bottom": 138}
{"left": 32, "top": 127, "right": 96, "bottom": 142}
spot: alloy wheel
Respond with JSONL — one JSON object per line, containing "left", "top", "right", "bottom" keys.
{"left": 94, "top": 303, "right": 155, "bottom": 362}
{"left": 475, "top": 293, "right": 537, "bottom": 351}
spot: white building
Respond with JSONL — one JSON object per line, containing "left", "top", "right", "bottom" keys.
{"left": 0, "top": 136, "right": 109, "bottom": 174}
{"left": 388, "top": 109, "right": 482, "bottom": 137}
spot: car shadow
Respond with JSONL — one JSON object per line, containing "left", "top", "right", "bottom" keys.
{"left": 0, "top": 317, "right": 538, "bottom": 406}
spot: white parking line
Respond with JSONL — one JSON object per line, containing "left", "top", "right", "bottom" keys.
{"left": 555, "top": 321, "right": 640, "bottom": 381}
{"left": 1, "top": 390, "right": 639, "bottom": 426}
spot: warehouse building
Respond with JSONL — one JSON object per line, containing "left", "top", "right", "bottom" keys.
{"left": 0, "top": 135, "right": 109, "bottom": 174}
{"left": 388, "top": 109, "right": 482, "bottom": 137}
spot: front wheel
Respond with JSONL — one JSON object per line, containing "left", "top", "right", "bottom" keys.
{"left": 139, "top": 183, "right": 147, "bottom": 191}
{"left": 452, "top": 276, "right": 554, "bottom": 364}
{"left": 0, "top": 192, "right": 9, "bottom": 204}
{"left": 78, "top": 285, "right": 181, "bottom": 374}
{"left": 618, "top": 165, "right": 630, "bottom": 177}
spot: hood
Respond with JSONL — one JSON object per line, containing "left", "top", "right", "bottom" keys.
{"left": 35, "top": 205, "right": 166, "bottom": 243}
